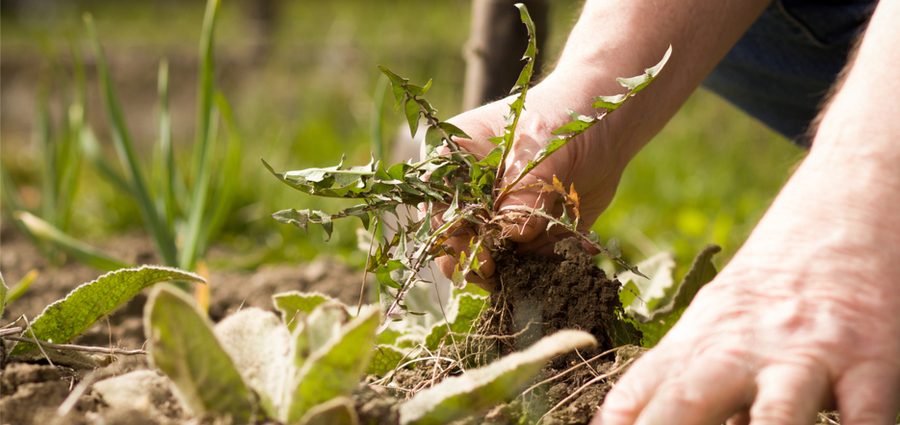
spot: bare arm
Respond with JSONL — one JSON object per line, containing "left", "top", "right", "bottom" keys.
{"left": 442, "top": 0, "right": 771, "bottom": 279}
{"left": 598, "top": 2, "right": 900, "bottom": 423}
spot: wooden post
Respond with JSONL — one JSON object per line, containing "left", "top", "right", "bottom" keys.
{"left": 462, "top": 0, "right": 550, "bottom": 109}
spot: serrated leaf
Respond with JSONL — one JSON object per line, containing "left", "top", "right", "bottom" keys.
{"left": 214, "top": 308, "right": 291, "bottom": 417}
{"left": 616, "top": 45, "right": 672, "bottom": 93}
{"left": 399, "top": 330, "right": 597, "bottom": 425}
{"left": 591, "top": 93, "right": 629, "bottom": 111}
{"left": 284, "top": 305, "right": 380, "bottom": 422}
{"left": 671, "top": 244, "right": 720, "bottom": 311}
{"left": 425, "top": 292, "right": 487, "bottom": 350}
{"left": 622, "top": 245, "right": 720, "bottom": 347}
{"left": 551, "top": 113, "right": 597, "bottom": 135}
{"left": 618, "top": 252, "right": 677, "bottom": 320}
{"left": 145, "top": 286, "right": 257, "bottom": 422}
{"left": 11, "top": 266, "right": 204, "bottom": 356}
{"left": 405, "top": 99, "right": 421, "bottom": 137}
{"left": 367, "top": 344, "right": 408, "bottom": 376}
{"left": 298, "top": 396, "right": 359, "bottom": 425}
{"left": 273, "top": 291, "right": 339, "bottom": 331}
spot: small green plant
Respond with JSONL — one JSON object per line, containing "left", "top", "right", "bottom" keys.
{"left": 0, "top": 56, "right": 88, "bottom": 263}
{"left": 1, "top": 266, "right": 203, "bottom": 365}
{"left": 144, "top": 285, "right": 597, "bottom": 424}
{"left": 266, "top": 4, "right": 670, "bottom": 319}
{"left": 144, "top": 286, "right": 381, "bottom": 424}
{"left": 4, "top": 0, "right": 240, "bottom": 274}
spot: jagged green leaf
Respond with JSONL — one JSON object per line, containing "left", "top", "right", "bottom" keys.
{"left": 399, "top": 330, "right": 598, "bottom": 425}
{"left": 591, "top": 93, "right": 629, "bottom": 111}
{"left": 616, "top": 45, "right": 672, "bottom": 92}
{"left": 273, "top": 209, "right": 335, "bottom": 240}
{"left": 620, "top": 245, "right": 721, "bottom": 347}
{"left": 12, "top": 266, "right": 204, "bottom": 356}
{"left": 618, "top": 252, "right": 677, "bottom": 320}
{"left": 671, "top": 244, "right": 720, "bottom": 311}
{"left": 497, "top": 2, "right": 538, "bottom": 171}
{"left": 284, "top": 305, "right": 380, "bottom": 422}
{"left": 214, "top": 308, "right": 291, "bottom": 418}
{"left": 145, "top": 286, "right": 257, "bottom": 422}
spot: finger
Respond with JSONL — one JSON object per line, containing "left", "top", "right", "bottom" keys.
{"left": 725, "top": 411, "right": 750, "bottom": 425}
{"left": 835, "top": 361, "right": 900, "bottom": 425}
{"left": 434, "top": 226, "right": 496, "bottom": 288}
{"left": 633, "top": 353, "right": 755, "bottom": 425}
{"left": 749, "top": 362, "right": 829, "bottom": 424}
{"left": 497, "top": 191, "right": 553, "bottom": 243}
{"left": 593, "top": 351, "right": 669, "bottom": 425}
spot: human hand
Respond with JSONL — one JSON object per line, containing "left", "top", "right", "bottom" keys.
{"left": 434, "top": 75, "right": 631, "bottom": 288}
{"left": 594, "top": 165, "right": 900, "bottom": 424}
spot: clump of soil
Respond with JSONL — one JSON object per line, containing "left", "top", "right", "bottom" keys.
{"left": 484, "top": 238, "right": 640, "bottom": 361}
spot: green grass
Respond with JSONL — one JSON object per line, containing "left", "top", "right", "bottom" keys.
{"left": 1, "top": 0, "right": 803, "bottom": 273}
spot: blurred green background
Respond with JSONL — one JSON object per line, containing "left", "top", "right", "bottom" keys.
{"left": 0, "top": 0, "right": 804, "bottom": 273}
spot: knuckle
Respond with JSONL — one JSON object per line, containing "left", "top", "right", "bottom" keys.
{"left": 749, "top": 400, "right": 801, "bottom": 425}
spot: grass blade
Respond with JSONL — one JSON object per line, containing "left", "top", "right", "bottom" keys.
{"left": 198, "top": 93, "right": 241, "bottom": 257}
{"left": 16, "top": 211, "right": 131, "bottom": 271}
{"left": 156, "top": 59, "right": 179, "bottom": 228}
{"left": 37, "top": 99, "right": 58, "bottom": 227}
{"left": 84, "top": 14, "right": 177, "bottom": 266}
{"left": 180, "top": 0, "right": 221, "bottom": 270}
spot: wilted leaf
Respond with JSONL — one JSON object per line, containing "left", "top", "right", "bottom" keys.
{"left": 12, "top": 266, "right": 204, "bottom": 356}
{"left": 399, "top": 330, "right": 598, "bottom": 425}
{"left": 214, "top": 308, "right": 291, "bottom": 416}
{"left": 284, "top": 305, "right": 380, "bottom": 422}
{"left": 145, "top": 286, "right": 257, "bottom": 422}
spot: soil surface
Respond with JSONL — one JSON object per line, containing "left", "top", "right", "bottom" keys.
{"left": 0, "top": 231, "right": 845, "bottom": 425}
{"left": 487, "top": 238, "right": 639, "bottom": 361}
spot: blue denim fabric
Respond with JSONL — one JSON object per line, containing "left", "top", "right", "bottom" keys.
{"left": 703, "top": 0, "right": 876, "bottom": 146}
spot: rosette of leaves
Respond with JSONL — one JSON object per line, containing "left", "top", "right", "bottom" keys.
{"left": 266, "top": 4, "right": 671, "bottom": 318}
{"left": 145, "top": 286, "right": 380, "bottom": 424}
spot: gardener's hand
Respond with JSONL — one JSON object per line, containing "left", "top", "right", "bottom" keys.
{"left": 595, "top": 205, "right": 900, "bottom": 424}
{"left": 435, "top": 74, "right": 630, "bottom": 288}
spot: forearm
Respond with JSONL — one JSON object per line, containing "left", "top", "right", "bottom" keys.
{"left": 538, "top": 0, "right": 770, "bottom": 159}
{"left": 782, "top": 0, "right": 900, "bottom": 246}
{"left": 733, "top": 0, "right": 900, "bottom": 279}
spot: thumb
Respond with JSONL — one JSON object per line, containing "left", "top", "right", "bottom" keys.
{"left": 497, "top": 178, "right": 556, "bottom": 243}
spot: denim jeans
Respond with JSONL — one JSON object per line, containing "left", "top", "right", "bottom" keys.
{"left": 703, "top": 0, "right": 877, "bottom": 146}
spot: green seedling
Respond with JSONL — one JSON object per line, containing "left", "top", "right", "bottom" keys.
{"left": 8, "top": 0, "right": 240, "bottom": 275}
{"left": 4, "top": 266, "right": 203, "bottom": 364}
{"left": 0, "top": 58, "right": 87, "bottom": 262}
{"left": 145, "top": 286, "right": 380, "bottom": 424}
{"left": 267, "top": 4, "right": 670, "bottom": 319}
